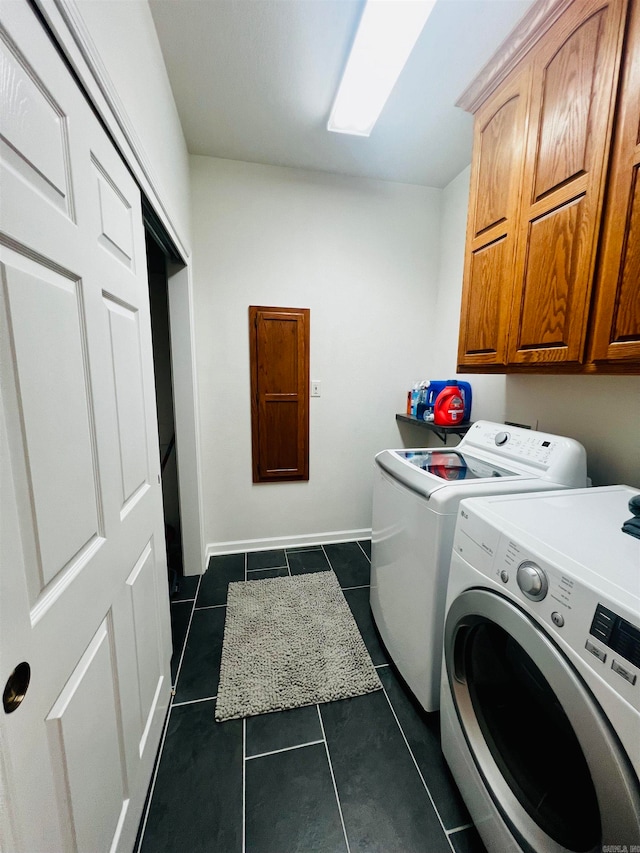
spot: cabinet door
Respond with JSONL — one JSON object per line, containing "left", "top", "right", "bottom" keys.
{"left": 457, "top": 70, "right": 531, "bottom": 368}
{"left": 589, "top": 0, "right": 640, "bottom": 363}
{"left": 249, "top": 306, "right": 310, "bottom": 482}
{"left": 507, "top": 0, "right": 628, "bottom": 366}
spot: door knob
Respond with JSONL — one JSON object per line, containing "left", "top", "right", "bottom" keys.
{"left": 3, "top": 662, "right": 31, "bottom": 713}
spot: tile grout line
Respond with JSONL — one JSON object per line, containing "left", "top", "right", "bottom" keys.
{"left": 374, "top": 663, "right": 390, "bottom": 669}
{"left": 317, "top": 704, "right": 351, "bottom": 853}
{"left": 171, "top": 575, "right": 203, "bottom": 692}
{"left": 284, "top": 549, "right": 292, "bottom": 577}
{"left": 194, "top": 603, "right": 227, "bottom": 611}
{"left": 285, "top": 546, "right": 322, "bottom": 554}
{"left": 356, "top": 540, "right": 371, "bottom": 563}
{"left": 244, "top": 552, "right": 247, "bottom": 583}
{"left": 135, "top": 694, "right": 175, "bottom": 853}
{"left": 446, "top": 823, "right": 474, "bottom": 835}
{"left": 320, "top": 543, "right": 333, "bottom": 575}
{"left": 242, "top": 717, "right": 247, "bottom": 853}
{"left": 380, "top": 683, "right": 457, "bottom": 853}
{"left": 172, "top": 695, "right": 217, "bottom": 708}
{"left": 247, "top": 565, "right": 288, "bottom": 574}
{"left": 245, "top": 739, "right": 325, "bottom": 761}
{"left": 138, "top": 571, "right": 204, "bottom": 849}
{"left": 321, "top": 543, "right": 372, "bottom": 590}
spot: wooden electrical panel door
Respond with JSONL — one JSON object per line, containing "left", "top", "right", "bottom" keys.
{"left": 589, "top": 0, "right": 640, "bottom": 363}
{"left": 250, "top": 306, "right": 310, "bottom": 483}
{"left": 507, "top": 0, "right": 628, "bottom": 366}
{"left": 458, "top": 71, "right": 531, "bottom": 368}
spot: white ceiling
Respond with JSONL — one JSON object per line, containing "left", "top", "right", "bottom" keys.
{"left": 149, "top": 0, "right": 535, "bottom": 189}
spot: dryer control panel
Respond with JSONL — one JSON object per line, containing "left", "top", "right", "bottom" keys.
{"left": 588, "top": 605, "right": 640, "bottom": 683}
{"left": 496, "top": 540, "right": 640, "bottom": 708}
{"left": 451, "top": 497, "right": 640, "bottom": 713}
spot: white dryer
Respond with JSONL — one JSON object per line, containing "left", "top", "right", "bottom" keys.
{"left": 370, "top": 421, "right": 587, "bottom": 712}
{"left": 441, "top": 486, "right": 640, "bottom": 852}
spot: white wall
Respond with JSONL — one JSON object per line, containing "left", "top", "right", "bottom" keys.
{"left": 505, "top": 376, "right": 640, "bottom": 487}
{"left": 190, "top": 156, "right": 442, "bottom": 551}
{"left": 74, "top": 0, "right": 191, "bottom": 251}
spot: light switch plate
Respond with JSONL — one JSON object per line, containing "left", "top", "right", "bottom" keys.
{"left": 311, "top": 381, "right": 321, "bottom": 397}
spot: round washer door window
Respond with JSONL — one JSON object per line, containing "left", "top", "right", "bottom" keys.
{"left": 444, "top": 590, "right": 640, "bottom": 853}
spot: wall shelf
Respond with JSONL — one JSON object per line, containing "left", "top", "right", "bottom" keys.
{"left": 395, "top": 414, "right": 473, "bottom": 445}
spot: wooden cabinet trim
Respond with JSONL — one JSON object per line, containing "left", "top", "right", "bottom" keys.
{"left": 457, "top": 0, "right": 574, "bottom": 112}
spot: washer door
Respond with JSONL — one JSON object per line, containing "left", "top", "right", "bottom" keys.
{"left": 444, "top": 590, "right": 640, "bottom": 853}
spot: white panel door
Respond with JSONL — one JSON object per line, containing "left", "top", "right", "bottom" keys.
{"left": 0, "top": 3, "right": 171, "bottom": 851}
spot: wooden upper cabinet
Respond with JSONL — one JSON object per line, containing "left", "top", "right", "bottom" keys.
{"left": 457, "top": 0, "right": 638, "bottom": 373}
{"left": 589, "top": 0, "right": 640, "bottom": 362}
{"left": 249, "top": 306, "right": 310, "bottom": 483}
{"left": 508, "top": 0, "right": 628, "bottom": 365}
{"left": 458, "top": 71, "right": 531, "bottom": 367}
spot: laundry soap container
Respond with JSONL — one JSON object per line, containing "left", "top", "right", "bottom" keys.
{"left": 433, "top": 382, "right": 465, "bottom": 425}
{"left": 423, "top": 380, "right": 472, "bottom": 422}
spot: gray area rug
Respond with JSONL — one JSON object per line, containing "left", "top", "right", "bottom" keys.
{"left": 215, "top": 571, "right": 382, "bottom": 722}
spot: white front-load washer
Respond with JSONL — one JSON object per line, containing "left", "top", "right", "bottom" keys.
{"left": 369, "top": 420, "right": 587, "bottom": 712}
{"left": 441, "top": 486, "right": 640, "bottom": 853}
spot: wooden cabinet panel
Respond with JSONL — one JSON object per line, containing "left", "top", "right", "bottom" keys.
{"left": 507, "top": 0, "right": 627, "bottom": 365}
{"left": 249, "top": 306, "right": 309, "bottom": 483}
{"left": 516, "top": 195, "right": 585, "bottom": 359}
{"left": 590, "top": 0, "right": 640, "bottom": 362}
{"left": 533, "top": 10, "right": 607, "bottom": 200}
{"left": 460, "top": 238, "right": 513, "bottom": 362}
{"left": 609, "top": 173, "right": 640, "bottom": 338}
{"left": 474, "top": 95, "right": 525, "bottom": 236}
{"left": 262, "top": 400, "right": 300, "bottom": 473}
{"left": 258, "top": 314, "right": 299, "bottom": 392}
{"left": 458, "top": 72, "right": 530, "bottom": 368}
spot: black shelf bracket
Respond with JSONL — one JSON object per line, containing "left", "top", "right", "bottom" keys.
{"left": 395, "top": 414, "right": 473, "bottom": 445}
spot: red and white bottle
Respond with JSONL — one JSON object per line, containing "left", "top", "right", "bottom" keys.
{"left": 433, "top": 382, "right": 465, "bottom": 425}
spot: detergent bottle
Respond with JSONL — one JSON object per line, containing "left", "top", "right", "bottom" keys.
{"left": 433, "top": 382, "right": 465, "bottom": 425}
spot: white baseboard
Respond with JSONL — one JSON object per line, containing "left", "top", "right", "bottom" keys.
{"left": 205, "top": 528, "right": 372, "bottom": 561}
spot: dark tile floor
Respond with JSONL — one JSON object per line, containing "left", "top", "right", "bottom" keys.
{"left": 136, "top": 541, "right": 487, "bottom": 853}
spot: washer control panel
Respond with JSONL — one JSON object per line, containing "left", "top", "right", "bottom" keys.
{"left": 465, "top": 423, "right": 559, "bottom": 466}
{"left": 459, "top": 421, "right": 586, "bottom": 486}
